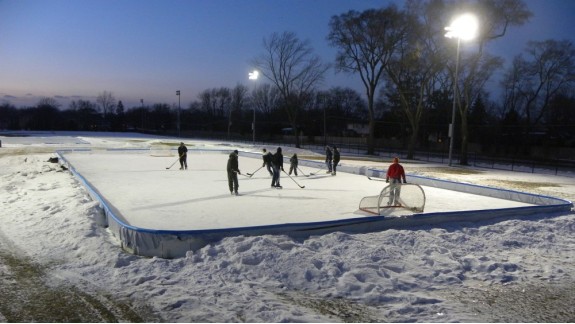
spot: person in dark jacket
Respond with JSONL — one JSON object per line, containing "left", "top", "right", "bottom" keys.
{"left": 227, "top": 150, "right": 241, "bottom": 195}
{"left": 288, "top": 153, "right": 298, "bottom": 176}
{"left": 332, "top": 146, "right": 340, "bottom": 175}
{"left": 178, "top": 142, "right": 188, "bottom": 170}
{"left": 262, "top": 148, "right": 273, "bottom": 176}
{"left": 325, "top": 146, "right": 333, "bottom": 173}
{"left": 271, "top": 147, "right": 284, "bottom": 188}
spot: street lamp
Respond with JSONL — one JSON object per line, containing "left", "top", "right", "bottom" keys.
{"left": 176, "top": 90, "right": 181, "bottom": 137}
{"left": 248, "top": 70, "right": 259, "bottom": 144}
{"left": 445, "top": 13, "right": 478, "bottom": 166}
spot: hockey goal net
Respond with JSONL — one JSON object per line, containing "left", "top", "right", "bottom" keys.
{"left": 149, "top": 143, "right": 175, "bottom": 157}
{"left": 359, "top": 183, "right": 426, "bottom": 215}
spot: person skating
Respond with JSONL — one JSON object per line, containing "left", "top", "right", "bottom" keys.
{"left": 271, "top": 147, "right": 284, "bottom": 188}
{"left": 288, "top": 153, "right": 298, "bottom": 176}
{"left": 325, "top": 146, "right": 333, "bottom": 173}
{"left": 178, "top": 142, "right": 188, "bottom": 170}
{"left": 332, "top": 146, "right": 340, "bottom": 175}
{"left": 385, "top": 157, "right": 407, "bottom": 206}
{"left": 262, "top": 148, "right": 273, "bottom": 176}
{"left": 227, "top": 150, "right": 241, "bottom": 195}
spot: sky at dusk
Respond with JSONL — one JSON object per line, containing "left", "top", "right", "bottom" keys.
{"left": 1, "top": 0, "right": 575, "bottom": 109}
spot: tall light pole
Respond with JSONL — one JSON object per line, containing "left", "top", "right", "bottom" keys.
{"left": 176, "top": 90, "right": 181, "bottom": 137}
{"left": 322, "top": 95, "right": 327, "bottom": 146}
{"left": 445, "top": 13, "right": 478, "bottom": 166}
{"left": 140, "top": 99, "right": 144, "bottom": 130}
{"left": 248, "top": 70, "right": 259, "bottom": 144}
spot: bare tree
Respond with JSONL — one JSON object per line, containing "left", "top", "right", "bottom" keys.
{"left": 229, "top": 84, "right": 248, "bottom": 137}
{"left": 37, "top": 97, "right": 61, "bottom": 109}
{"left": 328, "top": 5, "right": 408, "bottom": 154}
{"left": 199, "top": 87, "right": 232, "bottom": 118}
{"left": 458, "top": 52, "right": 503, "bottom": 158}
{"left": 381, "top": 0, "right": 449, "bottom": 159}
{"left": 324, "top": 87, "right": 366, "bottom": 119}
{"left": 253, "top": 31, "right": 329, "bottom": 147}
{"left": 449, "top": 0, "right": 532, "bottom": 164}
{"left": 501, "top": 39, "right": 575, "bottom": 127}
{"left": 199, "top": 89, "right": 217, "bottom": 117}
{"left": 252, "top": 83, "right": 281, "bottom": 116}
{"left": 96, "top": 91, "right": 116, "bottom": 120}
{"left": 69, "top": 99, "right": 98, "bottom": 130}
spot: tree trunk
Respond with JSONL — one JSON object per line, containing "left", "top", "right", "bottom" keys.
{"left": 407, "top": 125, "right": 419, "bottom": 160}
{"left": 366, "top": 86, "right": 376, "bottom": 155}
{"left": 459, "top": 112, "right": 469, "bottom": 165}
{"left": 367, "top": 119, "right": 375, "bottom": 155}
{"left": 292, "top": 125, "right": 301, "bottom": 148}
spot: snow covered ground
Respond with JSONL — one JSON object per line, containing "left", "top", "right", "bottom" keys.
{"left": 1, "top": 131, "right": 575, "bottom": 322}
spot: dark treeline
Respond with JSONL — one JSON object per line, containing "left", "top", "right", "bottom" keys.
{"left": 1, "top": 0, "right": 574, "bottom": 162}
{"left": 1, "top": 84, "right": 573, "bottom": 158}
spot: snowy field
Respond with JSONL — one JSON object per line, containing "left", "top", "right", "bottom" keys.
{"left": 1, "top": 131, "right": 575, "bottom": 322}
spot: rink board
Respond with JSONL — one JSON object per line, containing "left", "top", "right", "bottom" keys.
{"left": 58, "top": 149, "right": 573, "bottom": 258}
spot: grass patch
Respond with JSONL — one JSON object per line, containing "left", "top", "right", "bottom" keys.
{"left": 127, "top": 139, "right": 194, "bottom": 147}
{"left": 414, "top": 167, "right": 483, "bottom": 175}
{"left": 298, "top": 154, "right": 324, "bottom": 160}
{"left": 0, "top": 250, "right": 154, "bottom": 322}
{"left": 446, "top": 282, "right": 575, "bottom": 322}
{"left": 299, "top": 154, "right": 387, "bottom": 163}
{"left": 278, "top": 291, "right": 378, "bottom": 322}
{"left": 0, "top": 147, "right": 58, "bottom": 156}
{"left": 495, "top": 180, "right": 561, "bottom": 190}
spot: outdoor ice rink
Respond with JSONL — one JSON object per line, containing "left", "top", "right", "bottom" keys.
{"left": 61, "top": 149, "right": 537, "bottom": 232}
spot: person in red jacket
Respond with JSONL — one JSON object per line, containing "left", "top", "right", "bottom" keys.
{"left": 385, "top": 157, "right": 406, "bottom": 206}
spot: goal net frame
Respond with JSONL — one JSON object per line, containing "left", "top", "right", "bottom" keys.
{"left": 359, "top": 183, "right": 426, "bottom": 215}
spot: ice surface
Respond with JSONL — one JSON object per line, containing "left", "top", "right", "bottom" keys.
{"left": 61, "top": 150, "right": 535, "bottom": 231}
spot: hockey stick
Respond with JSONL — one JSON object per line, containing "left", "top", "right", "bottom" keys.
{"left": 166, "top": 154, "right": 183, "bottom": 169}
{"left": 246, "top": 166, "right": 263, "bottom": 177}
{"left": 237, "top": 170, "right": 251, "bottom": 178}
{"left": 366, "top": 176, "right": 386, "bottom": 182}
{"left": 282, "top": 170, "right": 305, "bottom": 188}
{"left": 309, "top": 164, "right": 327, "bottom": 175}
{"left": 297, "top": 167, "right": 310, "bottom": 177}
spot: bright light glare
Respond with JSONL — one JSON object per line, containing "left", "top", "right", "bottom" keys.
{"left": 444, "top": 13, "right": 478, "bottom": 41}
{"left": 249, "top": 70, "right": 259, "bottom": 80}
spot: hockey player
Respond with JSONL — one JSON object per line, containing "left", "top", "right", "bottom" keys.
{"left": 178, "top": 142, "right": 188, "bottom": 170}
{"left": 271, "top": 147, "right": 284, "bottom": 188}
{"left": 385, "top": 157, "right": 407, "bottom": 206}
{"left": 288, "top": 153, "right": 298, "bottom": 176}
{"left": 227, "top": 150, "right": 241, "bottom": 195}
{"left": 262, "top": 148, "right": 273, "bottom": 176}
{"left": 332, "top": 146, "right": 340, "bottom": 175}
{"left": 325, "top": 146, "right": 333, "bottom": 173}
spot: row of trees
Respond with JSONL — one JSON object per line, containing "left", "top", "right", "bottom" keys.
{"left": 1, "top": 0, "right": 574, "bottom": 163}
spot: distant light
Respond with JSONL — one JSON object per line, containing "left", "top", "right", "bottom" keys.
{"left": 445, "top": 13, "right": 478, "bottom": 41}
{"left": 248, "top": 70, "right": 259, "bottom": 80}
